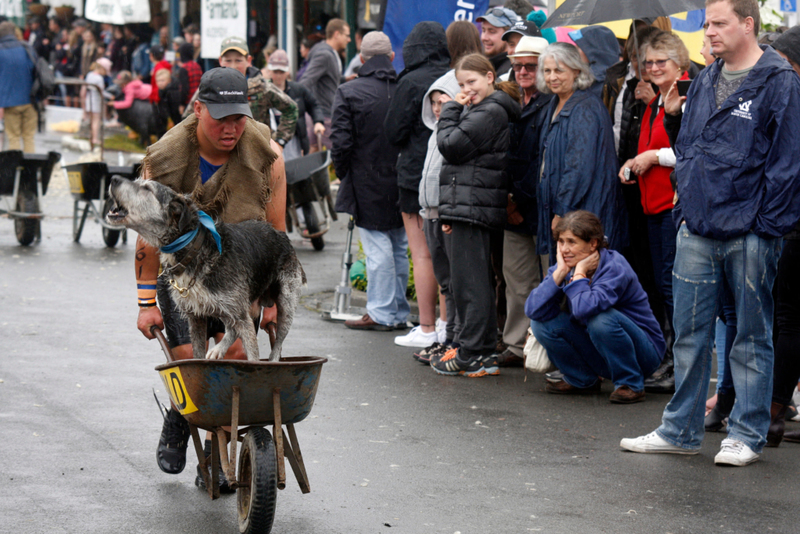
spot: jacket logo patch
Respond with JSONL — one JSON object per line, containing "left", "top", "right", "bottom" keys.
{"left": 731, "top": 100, "right": 753, "bottom": 120}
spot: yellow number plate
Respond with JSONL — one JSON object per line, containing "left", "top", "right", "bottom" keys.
{"left": 67, "top": 171, "right": 84, "bottom": 194}
{"left": 158, "top": 367, "right": 199, "bottom": 415}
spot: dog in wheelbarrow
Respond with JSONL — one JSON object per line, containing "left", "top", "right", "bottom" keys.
{"left": 105, "top": 176, "right": 306, "bottom": 362}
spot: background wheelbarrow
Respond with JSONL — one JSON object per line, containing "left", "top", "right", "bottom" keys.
{"left": 152, "top": 327, "right": 326, "bottom": 534}
{"left": 63, "top": 161, "right": 140, "bottom": 247}
{"left": 284, "top": 150, "right": 336, "bottom": 251}
{"left": 0, "top": 150, "right": 60, "bottom": 246}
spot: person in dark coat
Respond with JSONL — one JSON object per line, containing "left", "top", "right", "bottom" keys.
{"left": 431, "top": 53, "right": 521, "bottom": 378}
{"left": 499, "top": 36, "right": 553, "bottom": 368}
{"left": 536, "top": 43, "right": 627, "bottom": 262}
{"left": 383, "top": 21, "right": 451, "bottom": 347}
{"left": 331, "top": 32, "right": 408, "bottom": 332}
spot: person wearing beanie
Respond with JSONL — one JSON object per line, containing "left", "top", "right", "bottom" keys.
{"left": 331, "top": 33, "right": 410, "bottom": 332}
{"left": 527, "top": 10, "right": 556, "bottom": 45}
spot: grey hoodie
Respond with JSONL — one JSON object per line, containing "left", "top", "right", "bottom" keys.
{"left": 418, "top": 70, "right": 460, "bottom": 219}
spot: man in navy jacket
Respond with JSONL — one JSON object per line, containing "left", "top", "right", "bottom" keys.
{"left": 621, "top": 0, "right": 800, "bottom": 467}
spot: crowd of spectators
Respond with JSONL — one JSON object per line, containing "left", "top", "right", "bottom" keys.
{"left": 326, "top": 0, "right": 800, "bottom": 469}
{"left": 5, "top": 0, "right": 800, "bottom": 471}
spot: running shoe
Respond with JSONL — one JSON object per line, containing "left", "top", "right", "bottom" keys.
{"left": 431, "top": 347, "right": 500, "bottom": 377}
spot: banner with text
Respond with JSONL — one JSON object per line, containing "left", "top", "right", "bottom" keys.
{"left": 201, "top": 0, "right": 247, "bottom": 59}
{"left": 383, "top": 0, "right": 489, "bottom": 71}
{"left": 84, "top": 0, "right": 150, "bottom": 25}
{"left": 0, "top": 0, "right": 23, "bottom": 19}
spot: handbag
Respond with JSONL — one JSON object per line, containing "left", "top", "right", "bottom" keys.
{"left": 523, "top": 327, "right": 554, "bottom": 374}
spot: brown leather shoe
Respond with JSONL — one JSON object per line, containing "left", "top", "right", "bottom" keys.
{"left": 783, "top": 430, "right": 800, "bottom": 443}
{"left": 545, "top": 378, "right": 601, "bottom": 395}
{"left": 497, "top": 348, "right": 524, "bottom": 367}
{"left": 344, "top": 314, "right": 393, "bottom": 331}
{"left": 609, "top": 386, "right": 646, "bottom": 404}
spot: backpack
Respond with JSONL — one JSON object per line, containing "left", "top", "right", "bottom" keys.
{"left": 23, "top": 44, "right": 56, "bottom": 102}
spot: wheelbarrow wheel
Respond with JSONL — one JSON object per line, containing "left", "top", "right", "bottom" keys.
{"left": 102, "top": 199, "right": 121, "bottom": 248}
{"left": 14, "top": 193, "right": 39, "bottom": 246}
{"left": 237, "top": 427, "right": 277, "bottom": 534}
{"left": 301, "top": 203, "right": 324, "bottom": 251}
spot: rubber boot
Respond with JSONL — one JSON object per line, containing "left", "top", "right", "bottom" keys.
{"left": 766, "top": 402, "right": 789, "bottom": 448}
{"left": 705, "top": 390, "right": 736, "bottom": 432}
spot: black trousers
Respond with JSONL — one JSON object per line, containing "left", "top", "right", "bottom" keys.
{"left": 444, "top": 221, "right": 496, "bottom": 358}
{"left": 772, "top": 239, "right": 800, "bottom": 405}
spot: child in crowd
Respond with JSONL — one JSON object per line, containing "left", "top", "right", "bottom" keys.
{"left": 83, "top": 57, "right": 112, "bottom": 148}
{"left": 431, "top": 53, "right": 521, "bottom": 377}
{"left": 414, "top": 70, "right": 461, "bottom": 364}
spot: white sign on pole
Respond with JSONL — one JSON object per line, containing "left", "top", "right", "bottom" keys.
{"left": 84, "top": 0, "right": 151, "bottom": 24}
{"left": 201, "top": 0, "right": 248, "bottom": 59}
{"left": 0, "top": 0, "right": 24, "bottom": 18}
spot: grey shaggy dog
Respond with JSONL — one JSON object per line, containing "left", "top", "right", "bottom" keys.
{"left": 105, "top": 176, "right": 306, "bottom": 362}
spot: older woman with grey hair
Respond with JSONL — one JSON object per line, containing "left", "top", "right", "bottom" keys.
{"left": 535, "top": 42, "right": 627, "bottom": 261}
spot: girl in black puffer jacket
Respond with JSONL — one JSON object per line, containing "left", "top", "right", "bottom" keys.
{"left": 431, "top": 53, "right": 521, "bottom": 377}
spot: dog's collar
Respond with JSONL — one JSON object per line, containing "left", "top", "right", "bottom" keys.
{"left": 160, "top": 211, "right": 222, "bottom": 255}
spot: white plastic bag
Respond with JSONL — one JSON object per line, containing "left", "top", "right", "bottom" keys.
{"left": 523, "top": 327, "right": 553, "bottom": 373}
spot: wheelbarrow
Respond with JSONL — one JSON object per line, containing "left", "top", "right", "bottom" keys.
{"left": 0, "top": 150, "right": 60, "bottom": 246}
{"left": 63, "top": 161, "right": 140, "bottom": 247}
{"left": 152, "top": 326, "right": 326, "bottom": 534}
{"left": 284, "top": 150, "right": 336, "bottom": 251}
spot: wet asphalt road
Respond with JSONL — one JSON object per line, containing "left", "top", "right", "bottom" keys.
{"left": 1, "top": 136, "right": 799, "bottom": 534}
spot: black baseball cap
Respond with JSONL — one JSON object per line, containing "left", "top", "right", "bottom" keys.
{"left": 197, "top": 68, "right": 253, "bottom": 120}
{"left": 502, "top": 20, "right": 542, "bottom": 41}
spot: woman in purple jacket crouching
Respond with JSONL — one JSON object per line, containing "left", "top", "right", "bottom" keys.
{"left": 525, "top": 210, "right": 665, "bottom": 404}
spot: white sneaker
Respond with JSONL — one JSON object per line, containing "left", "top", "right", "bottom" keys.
{"left": 394, "top": 325, "right": 439, "bottom": 348}
{"left": 714, "top": 438, "right": 759, "bottom": 466}
{"left": 620, "top": 431, "right": 699, "bottom": 454}
{"left": 435, "top": 319, "right": 447, "bottom": 344}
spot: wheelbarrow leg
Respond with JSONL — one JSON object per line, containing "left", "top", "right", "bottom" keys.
{"left": 188, "top": 424, "right": 214, "bottom": 499}
{"left": 283, "top": 424, "right": 311, "bottom": 494}
{"left": 272, "top": 388, "right": 286, "bottom": 490}
{"left": 210, "top": 437, "right": 221, "bottom": 499}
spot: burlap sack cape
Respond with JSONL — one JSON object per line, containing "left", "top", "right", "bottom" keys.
{"left": 143, "top": 114, "right": 278, "bottom": 224}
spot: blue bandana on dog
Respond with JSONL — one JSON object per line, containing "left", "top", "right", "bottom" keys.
{"left": 160, "top": 210, "right": 222, "bottom": 254}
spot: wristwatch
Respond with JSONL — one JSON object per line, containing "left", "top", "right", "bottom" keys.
{"left": 276, "top": 138, "right": 286, "bottom": 147}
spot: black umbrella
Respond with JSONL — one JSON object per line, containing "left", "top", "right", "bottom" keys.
{"left": 541, "top": 0, "right": 706, "bottom": 28}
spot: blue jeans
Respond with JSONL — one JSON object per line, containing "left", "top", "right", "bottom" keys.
{"left": 656, "top": 227, "right": 781, "bottom": 453}
{"left": 358, "top": 226, "right": 410, "bottom": 327}
{"left": 531, "top": 309, "right": 662, "bottom": 391}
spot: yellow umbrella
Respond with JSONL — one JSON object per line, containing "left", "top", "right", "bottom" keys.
{"left": 551, "top": 1, "right": 708, "bottom": 65}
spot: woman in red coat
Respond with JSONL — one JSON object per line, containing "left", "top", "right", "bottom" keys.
{"left": 618, "top": 32, "right": 690, "bottom": 372}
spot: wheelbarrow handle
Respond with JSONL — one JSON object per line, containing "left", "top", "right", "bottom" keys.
{"left": 150, "top": 326, "right": 176, "bottom": 363}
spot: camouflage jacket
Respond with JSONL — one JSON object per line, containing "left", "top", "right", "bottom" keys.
{"left": 246, "top": 66, "right": 298, "bottom": 144}
{"left": 182, "top": 66, "right": 298, "bottom": 144}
